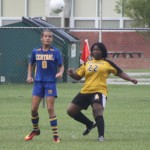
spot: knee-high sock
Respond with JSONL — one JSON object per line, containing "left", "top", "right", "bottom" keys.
{"left": 50, "top": 116, "right": 59, "bottom": 139}
{"left": 31, "top": 113, "right": 39, "bottom": 130}
{"left": 95, "top": 116, "right": 104, "bottom": 137}
{"left": 73, "top": 112, "right": 93, "bottom": 127}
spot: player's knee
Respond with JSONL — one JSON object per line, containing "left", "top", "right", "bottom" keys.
{"left": 67, "top": 103, "right": 81, "bottom": 117}
{"left": 67, "top": 109, "right": 73, "bottom": 117}
{"left": 93, "top": 108, "right": 103, "bottom": 118}
{"left": 67, "top": 104, "right": 73, "bottom": 116}
{"left": 67, "top": 107, "right": 77, "bottom": 118}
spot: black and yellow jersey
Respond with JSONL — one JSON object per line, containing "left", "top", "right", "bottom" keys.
{"left": 76, "top": 59, "right": 123, "bottom": 96}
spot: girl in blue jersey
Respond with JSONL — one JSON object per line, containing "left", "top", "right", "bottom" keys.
{"left": 25, "top": 29, "right": 64, "bottom": 143}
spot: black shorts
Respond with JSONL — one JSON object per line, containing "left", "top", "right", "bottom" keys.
{"left": 71, "top": 92, "right": 107, "bottom": 110}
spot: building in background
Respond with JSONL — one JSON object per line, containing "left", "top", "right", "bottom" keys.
{"left": 0, "top": 0, "right": 133, "bottom": 28}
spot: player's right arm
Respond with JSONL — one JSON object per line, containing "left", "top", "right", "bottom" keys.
{"left": 67, "top": 63, "right": 86, "bottom": 80}
{"left": 27, "top": 50, "right": 36, "bottom": 83}
{"left": 67, "top": 68, "right": 82, "bottom": 80}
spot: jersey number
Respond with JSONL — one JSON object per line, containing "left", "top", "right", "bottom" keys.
{"left": 42, "top": 61, "right": 47, "bottom": 69}
{"left": 88, "top": 65, "right": 98, "bottom": 72}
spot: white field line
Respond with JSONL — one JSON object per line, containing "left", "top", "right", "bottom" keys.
{"left": 81, "top": 73, "right": 150, "bottom": 85}
{"left": 108, "top": 78, "right": 150, "bottom": 82}
{"left": 108, "top": 72, "right": 150, "bottom": 85}
{"left": 107, "top": 82, "right": 150, "bottom": 85}
{"left": 127, "top": 73, "right": 150, "bottom": 76}
{"left": 107, "top": 80, "right": 150, "bottom": 85}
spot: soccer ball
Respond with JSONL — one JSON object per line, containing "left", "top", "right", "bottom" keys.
{"left": 49, "top": 0, "right": 65, "bottom": 13}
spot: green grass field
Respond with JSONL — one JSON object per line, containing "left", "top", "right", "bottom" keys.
{"left": 0, "top": 83, "right": 150, "bottom": 150}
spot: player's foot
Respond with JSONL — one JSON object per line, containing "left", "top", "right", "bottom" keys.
{"left": 24, "top": 130, "right": 40, "bottom": 141}
{"left": 53, "top": 137, "right": 61, "bottom": 143}
{"left": 98, "top": 136, "right": 104, "bottom": 142}
{"left": 82, "top": 122, "right": 97, "bottom": 136}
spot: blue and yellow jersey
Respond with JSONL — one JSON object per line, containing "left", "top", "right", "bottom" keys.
{"left": 76, "top": 59, "right": 123, "bottom": 96}
{"left": 30, "top": 46, "right": 63, "bottom": 82}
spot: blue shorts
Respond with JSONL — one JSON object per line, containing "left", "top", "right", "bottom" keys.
{"left": 32, "top": 81, "right": 57, "bottom": 98}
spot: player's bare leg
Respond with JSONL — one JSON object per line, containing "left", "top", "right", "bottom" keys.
{"left": 25, "top": 96, "right": 41, "bottom": 141}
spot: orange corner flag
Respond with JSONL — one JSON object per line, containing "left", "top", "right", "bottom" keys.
{"left": 80, "top": 39, "right": 90, "bottom": 64}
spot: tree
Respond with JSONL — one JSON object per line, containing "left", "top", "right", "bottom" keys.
{"left": 115, "top": 0, "right": 150, "bottom": 27}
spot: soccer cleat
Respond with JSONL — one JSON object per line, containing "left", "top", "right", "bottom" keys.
{"left": 98, "top": 136, "right": 104, "bottom": 142}
{"left": 82, "top": 122, "right": 97, "bottom": 136}
{"left": 24, "top": 130, "right": 40, "bottom": 141}
{"left": 53, "top": 137, "right": 61, "bottom": 143}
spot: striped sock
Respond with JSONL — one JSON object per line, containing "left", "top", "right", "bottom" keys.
{"left": 50, "top": 116, "right": 59, "bottom": 139}
{"left": 31, "top": 113, "right": 39, "bottom": 131}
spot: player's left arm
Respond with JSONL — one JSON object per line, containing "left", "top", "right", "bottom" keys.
{"left": 118, "top": 72, "right": 138, "bottom": 84}
{"left": 56, "top": 64, "right": 64, "bottom": 78}
{"left": 106, "top": 59, "right": 138, "bottom": 84}
{"left": 55, "top": 50, "right": 64, "bottom": 78}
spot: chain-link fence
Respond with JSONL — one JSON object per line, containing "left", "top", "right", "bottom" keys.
{"left": 0, "top": 26, "right": 149, "bottom": 150}
{"left": 0, "top": 27, "right": 150, "bottom": 98}
{"left": 0, "top": 27, "right": 81, "bottom": 84}
{"left": 70, "top": 28, "right": 150, "bottom": 85}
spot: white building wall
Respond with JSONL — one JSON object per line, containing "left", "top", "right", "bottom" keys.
{"left": 0, "top": 0, "right": 132, "bottom": 28}
{"left": 0, "top": 0, "right": 124, "bottom": 18}
{"left": 73, "top": 0, "right": 120, "bottom": 18}
{"left": 2, "top": 0, "right": 24, "bottom": 17}
{"left": 74, "top": 0, "right": 96, "bottom": 17}
{"left": 103, "top": 0, "right": 120, "bottom": 17}
{"left": 2, "top": 0, "right": 45, "bottom": 17}
{"left": 28, "top": 0, "right": 45, "bottom": 17}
